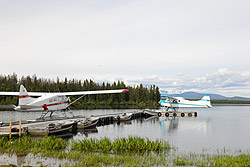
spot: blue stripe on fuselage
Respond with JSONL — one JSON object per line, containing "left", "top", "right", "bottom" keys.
{"left": 160, "top": 101, "right": 206, "bottom": 107}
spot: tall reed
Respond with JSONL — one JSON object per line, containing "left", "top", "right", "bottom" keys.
{"left": 70, "top": 136, "right": 170, "bottom": 153}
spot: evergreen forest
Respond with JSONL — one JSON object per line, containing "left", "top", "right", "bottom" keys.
{"left": 0, "top": 73, "right": 161, "bottom": 109}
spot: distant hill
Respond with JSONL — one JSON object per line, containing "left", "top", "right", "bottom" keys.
{"left": 161, "top": 91, "right": 250, "bottom": 101}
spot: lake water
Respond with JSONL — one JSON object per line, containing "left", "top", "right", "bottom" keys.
{"left": 74, "top": 105, "right": 250, "bottom": 153}
{"left": 1, "top": 105, "right": 250, "bottom": 154}
{"left": 1, "top": 105, "right": 250, "bottom": 166}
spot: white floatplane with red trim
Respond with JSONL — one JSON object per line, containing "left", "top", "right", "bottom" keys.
{"left": 0, "top": 85, "right": 128, "bottom": 118}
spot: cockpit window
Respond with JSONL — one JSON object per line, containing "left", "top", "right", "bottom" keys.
{"left": 161, "top": 97, "right": 167, "bottom": 100}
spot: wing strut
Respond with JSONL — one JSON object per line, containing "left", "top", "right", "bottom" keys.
{"left": 165, "top": 97, "right": 179, "bottom": 112}
{"left": 67, "top": 95, "right": 86, "bottom": 108}
{"left": 64, "top": 95, "right": 87, "bottom": 117}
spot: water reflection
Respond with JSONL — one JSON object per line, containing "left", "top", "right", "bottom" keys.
{"left": 117, "top": 120, "right": 132, "bottom": 126}
{"left": 17, "top": 154, "right": 27, "bottom": 167}
{"left": 158, "top": 117, "right": 211, "bottom": 135}
{"left": 0, "top": 153, "right": 73, "bottom": 167}
{"left": 77, "top": 127, "right": 98, "bottom": 137}
{"left": 159, "top": 117, "right": 179, "bottom": 133}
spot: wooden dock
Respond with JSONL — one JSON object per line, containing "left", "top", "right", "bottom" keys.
{"left": 0, "top": 109, "right": 196, "bottom": 137}
{"left": 0, "top": 111, "right": 144, "bottom": 136}
{"left": 143, "top": 109, "right": 197, "bottom": 117}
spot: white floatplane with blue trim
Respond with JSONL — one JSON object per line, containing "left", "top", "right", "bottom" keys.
{"left": 143, "top": 95, "right": 211, "bottom": 117}
{"left": 160, "top": 95, "right": 212, "bottom": 111}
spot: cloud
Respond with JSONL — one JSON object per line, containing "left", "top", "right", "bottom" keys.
{"left": 132, "top": 69, "right": 250, "bottom": 97}
{"left": 1, "top": 1, "right": 250, "bottom": 97}
{"left": 59, "top": 68, "right": 250, "bottom": 97}
{"left": 201, "top": 69, "right": 250, "bottom": 88}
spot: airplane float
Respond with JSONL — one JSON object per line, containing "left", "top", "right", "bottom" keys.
{"left": 0, "top": 85, "right": 128, "bottom": 118}
{"left": 160, "top": 94, "right": 212, "bottom": 111}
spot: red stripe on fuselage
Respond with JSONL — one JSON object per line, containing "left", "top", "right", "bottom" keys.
{"left": 46, "top": 101, "right": 69, "bottom": 107}
{"left": 19, "top": 95, "right": 30, "bottom": 98}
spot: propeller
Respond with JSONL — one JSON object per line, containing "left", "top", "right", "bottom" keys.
{"left": 42, "top": 104, "right": 48, "bottom": 111}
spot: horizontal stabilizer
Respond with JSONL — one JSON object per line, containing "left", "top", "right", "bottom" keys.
{"left": 0, "top": 105, "right": 16, "bottom": 109}
{"left": 200, "top": 95, "right": 210, "bottom": 101}
{"left": 19, "top": 105, "right": 43, "bottom": 109}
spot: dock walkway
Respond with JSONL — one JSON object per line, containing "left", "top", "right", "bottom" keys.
{"left": 0, "top": 110, "right": 144, "bottom": 136}
{"left": 0, "top": 109, "right": 196, "bottom": 137}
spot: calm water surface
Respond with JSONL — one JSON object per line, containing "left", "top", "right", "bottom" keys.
{"left": 1, "top": 105, "right": 250, "bottom": 153}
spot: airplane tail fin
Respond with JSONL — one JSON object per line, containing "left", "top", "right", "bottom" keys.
{"left": 200, "top": 95, "right": 212, "bottom": 108}
{"left": 18, "top": 85, "right": 34, "bottom": 105}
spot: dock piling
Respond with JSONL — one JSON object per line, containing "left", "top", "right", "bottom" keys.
{"left": 9, "top": 120, "right": 11, "bottom": 140}
{"left": 19, "top": 120, "right": 22, "bottom": 138}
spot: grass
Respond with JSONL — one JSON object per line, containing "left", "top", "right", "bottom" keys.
{"left": 1, "top": 136, "right": 250, "bottom": 166}
{"left": 171, "top": 153, "right": 250, "bottom": 167}
{"left": 70, "top": 136, "right": 170, "bottom": 153}
{"left": 0, "top": 135, "right": 66, "bottom": 155}
{"left": 61, "top": 152, "right": 169, "bottom": 167}
{"left": 0, "top": 136, "right": 170, "bottom": 167}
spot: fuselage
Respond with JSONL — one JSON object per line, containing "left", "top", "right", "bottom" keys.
{"left": 15, "top": 94, "right": 70, "bottom": 111}
{"left": 160, "top": 97, "right": 212, "bottom": 108}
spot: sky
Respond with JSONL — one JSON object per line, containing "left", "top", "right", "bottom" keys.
{"left": 1, "top": 0, "right": 250, "bottom": 97}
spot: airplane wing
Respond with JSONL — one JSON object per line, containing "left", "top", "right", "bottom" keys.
{"left": 57, "top": 89, "right": 128, "bottom": 96}
{"left": 0, "top": 89, "right": 128, "bottom": 96}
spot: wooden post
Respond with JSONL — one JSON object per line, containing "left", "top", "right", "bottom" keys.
{"left": 9, "top": 120, "right": 11, "bottom": 140}
{"left": 19, "top": 120, "right": 22, "bottom": 138}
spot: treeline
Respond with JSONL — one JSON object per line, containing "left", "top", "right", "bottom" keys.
{"left": 211, "top": 99, "right": 250, "bottom": 104}
{"left": 0, "top": 73, "right": 160, "bottom": 108}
